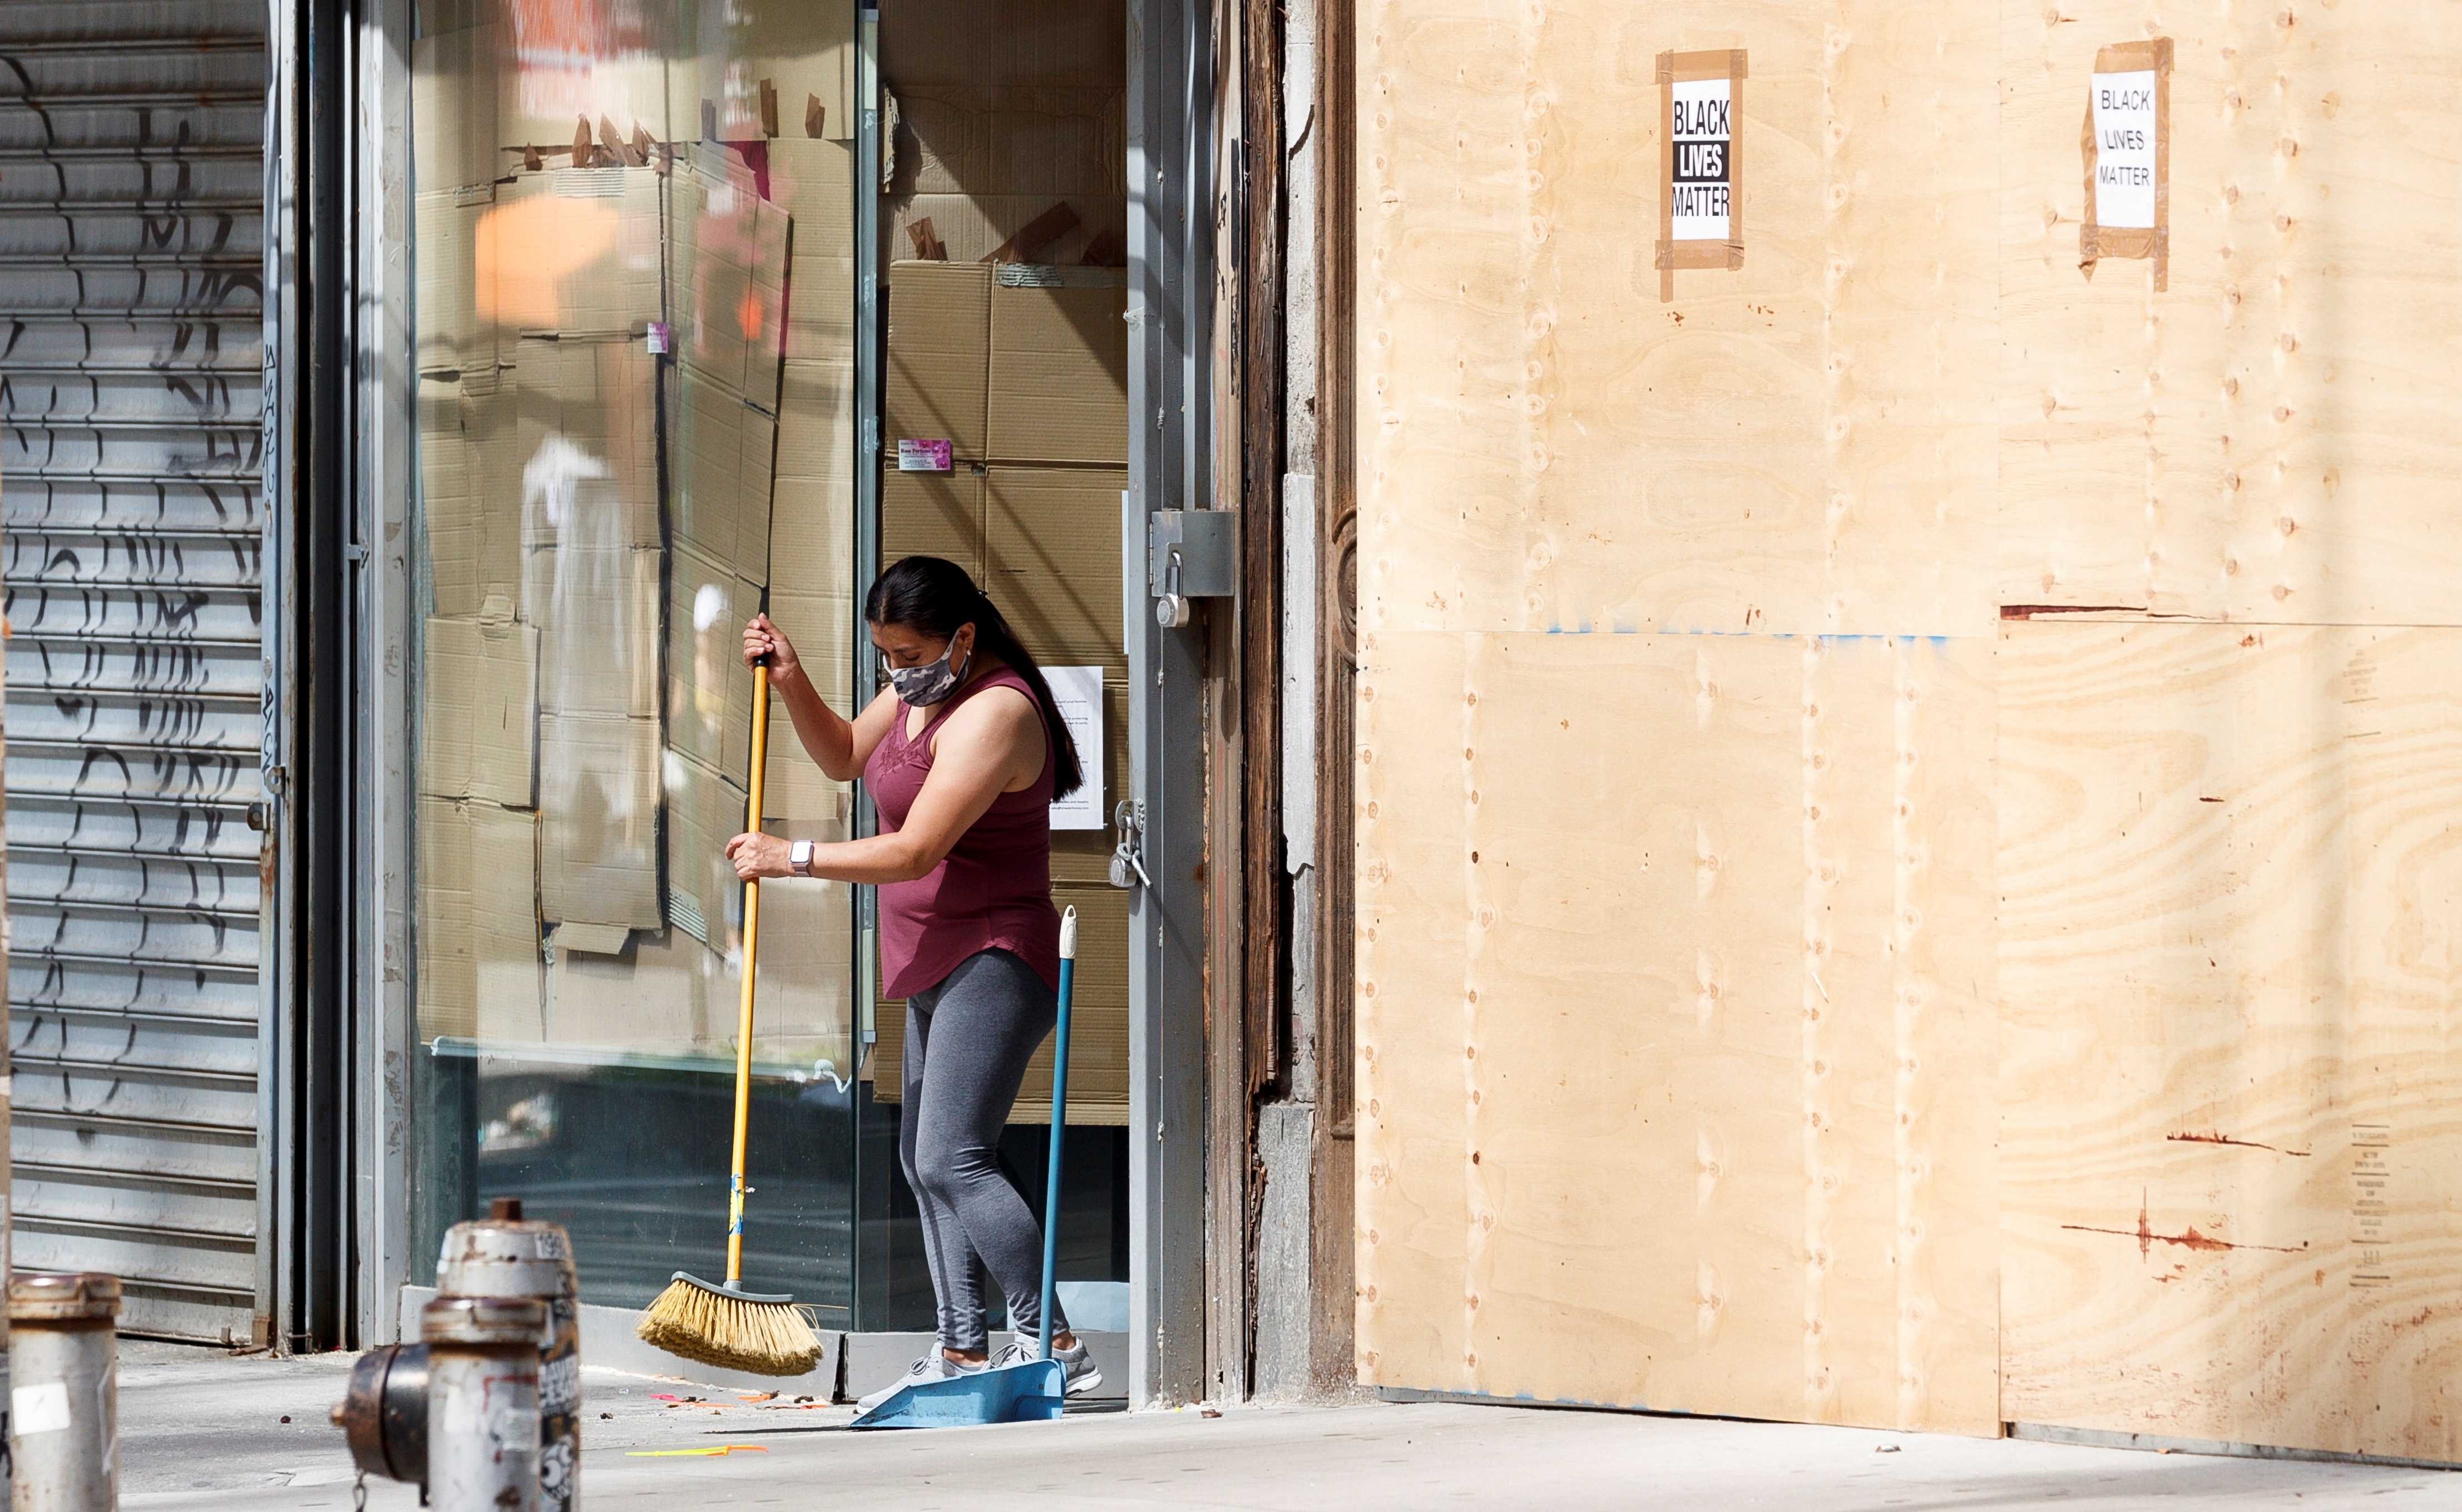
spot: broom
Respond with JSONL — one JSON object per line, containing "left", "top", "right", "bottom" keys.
{"left": 636, "top": 659, "right": 824, "bottom": 1376}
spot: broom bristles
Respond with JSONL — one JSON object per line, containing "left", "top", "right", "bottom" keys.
{"left": 636, "top": 1274, "right": 823, "bottom": 1377}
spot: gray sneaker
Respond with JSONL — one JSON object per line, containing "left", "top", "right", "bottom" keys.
{"left": 996, "top": 1332, "right": 1103, "bottom": 1396}
{"left": 856, "top": 1351, "right": 985, "bottom": 1414}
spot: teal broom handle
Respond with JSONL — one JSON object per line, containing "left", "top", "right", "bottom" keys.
{"left": 1040, "top": 907, "right": 1077, "bottom": 1362}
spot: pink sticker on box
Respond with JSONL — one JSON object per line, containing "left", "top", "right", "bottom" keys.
{"left": 897, "top": 439, "right": 953, "bottom": 472}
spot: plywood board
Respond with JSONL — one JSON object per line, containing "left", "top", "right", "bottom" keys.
{"left": 1999, "top": 3, "right": 2462, "bottom": 622}
{"left": 1354, "top": 629, "right": 1998, "bottom": 1430}
{"left": 1357, "top": 0, "right": 1996, "bottom": 642}
{"left": 1998, "top": 620, "right": 2462, "bottom": 1460}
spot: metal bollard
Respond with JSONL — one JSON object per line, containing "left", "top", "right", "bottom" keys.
{"left": 437, "top": 1198, "right": 580, "bottom": 1510}
{"left": 8, "top": 1274, "right": 119, "bottom": 1512}
{"left": 423, "top": 1296, "right": 544, "bottom": 1512}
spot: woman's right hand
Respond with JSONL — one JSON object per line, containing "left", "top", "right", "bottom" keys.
{"left": 743, "top": 613, "right": 801, "bottom": 684}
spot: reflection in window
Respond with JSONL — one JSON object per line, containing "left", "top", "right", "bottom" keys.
{"left": 409, "top": 0, "right": 859, "bottom": 1312}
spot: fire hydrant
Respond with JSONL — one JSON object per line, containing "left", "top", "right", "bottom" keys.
{"left": 423, "top": 1294, "right": 546, "bottom": 1512}
{"left": 333, "top": 1198, "right": 580, "bottom": 1508}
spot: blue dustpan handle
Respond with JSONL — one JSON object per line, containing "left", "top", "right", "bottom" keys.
{"left": 1039, "top": 914, "right": 1076, "bottom": 1362}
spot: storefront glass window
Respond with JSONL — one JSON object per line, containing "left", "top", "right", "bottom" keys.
{"left": 407, "top": 0, "right": 862, "bottom": 1321}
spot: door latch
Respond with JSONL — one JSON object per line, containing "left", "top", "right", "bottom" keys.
{"left": 1108, "top": 799, "right": 1151, "bottom": 890}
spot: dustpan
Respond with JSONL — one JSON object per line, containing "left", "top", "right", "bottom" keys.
{"left": 850, "top": 906, "right": 1081, "bottom": 1430}
{"left": 848, "top": 1357, "right": 1066, "bottom": 1428}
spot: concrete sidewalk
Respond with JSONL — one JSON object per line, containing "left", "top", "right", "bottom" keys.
{"left": 115, "top": 1341, "right": 2455, "bottom": 1510}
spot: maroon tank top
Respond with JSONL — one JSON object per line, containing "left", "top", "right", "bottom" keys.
{"left": 865, "top": 666, "right": 1060, "bottom": 997}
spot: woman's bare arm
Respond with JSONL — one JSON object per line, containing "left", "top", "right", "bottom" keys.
{"left": 725, "top": 684, "right": 1044, "bottom": 883}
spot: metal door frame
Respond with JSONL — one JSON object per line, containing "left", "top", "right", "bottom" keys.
{"left": 1125, "top": 0, "right": 1217, "bottom": 1409}
{"left": 262, "top": 0, "right": 1223, "bottom": 1375}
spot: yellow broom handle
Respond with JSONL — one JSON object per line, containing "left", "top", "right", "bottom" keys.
{"left": 725, "top": 660, "right": 772, "bottom": 1286}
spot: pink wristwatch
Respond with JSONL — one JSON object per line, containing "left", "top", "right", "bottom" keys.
{"left": 790, "top": 840, "right": 814, "bottom": 877}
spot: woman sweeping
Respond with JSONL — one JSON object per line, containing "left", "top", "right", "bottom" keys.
{"left": 723, "top": 555, "right": 1100, "bottom": 1411}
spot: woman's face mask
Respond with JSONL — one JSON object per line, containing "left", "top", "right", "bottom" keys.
{"left": 884, "top": 630, "right": 973, "bottom": 706}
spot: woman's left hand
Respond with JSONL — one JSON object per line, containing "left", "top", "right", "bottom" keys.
{"left": 724, "top": 832, "right": 793, "bottom": 881}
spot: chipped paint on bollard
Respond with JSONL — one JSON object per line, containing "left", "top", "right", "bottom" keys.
{"left": 423, "top": 1295, "right": 545, "bottom": 1512}
{"left": 8, "top": 1274, "right": 118, "bottom": 1512}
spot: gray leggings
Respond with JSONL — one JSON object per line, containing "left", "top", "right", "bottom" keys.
{"left": 899, "top": 947, "right": 1070, "bottom": 1353}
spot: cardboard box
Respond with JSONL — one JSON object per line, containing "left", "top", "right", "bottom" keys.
{"left": 674, "top": 368, "right": 779, "bottom": 585}
{"left": 987, "top": 270, "right": 1128, "bottom": 465}
{"left": 883, "top": 466, "right": 985, "bottom": 576}
{"left": 512, "top": 335, "right": 660, "bottom": 550}
{"left": 664, "top": 747, "right": 752, "bottom": 951}
{"left": 886, "top": 261, "right": 990, "bottom": 461}
{"left": 412, "top": 24, "right": 501, "bottom": 192}
{"left": 769, "top": 470, "right": 853, "bottom": 595}
{"left": 540, "top": 711, "right": 663, "bottom": 930}
{"left": 879, "top": 0, "right": 1125, "bottom": 91}
{"left": 984, "top": 466, "right": 1127, "bottom": 670}
{"left": 422, "top": 615, "right": 541, "bottom": 807}
{"left": 415, "top": 189, "right": 501, "bottom": 375}
{"left": 523, "top": 541, "right": 660, "bottom": 720}
{"left": 666, "top": 543, "right": 765, "bottom": 782}
{"left": 891, "top": 192, "right": 1125, "bottom": 270}
{"left": 893, "top": 86, "right": 1125, "bottom": 199}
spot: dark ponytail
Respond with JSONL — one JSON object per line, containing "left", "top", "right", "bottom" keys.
{"left": 866, "top": 555, "right": 1086, "bottom": 800}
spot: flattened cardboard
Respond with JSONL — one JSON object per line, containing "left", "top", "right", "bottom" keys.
{"left": 883, "top": 466, "right": 986, "bottom": 576}
{"left": 879, "top": 0, "right": 1124, "bottom": 93}
{"left": 767, "top": 139, "right": 858, "bottom": 360}
{"left": 472, "top": 798, "right": 546, "bottom": 1041}
{"left": 762, "top": 588, "right": 858, "bottom": 819}
{"left": 513, "top": 334, "right": 660, "bottom": 551}
{"left": 416, "top": 190, "right": 499, "bottom": 375}
{"left": 2079, "top": 37, "right": 2173, "bottom": 291}
{"left": 665, "top": 746, "right": 753, "bottom": 951}
{"left": 1654, "top": 48, "right": 1747, "bottom": 302}
{"left": 422, "top": 615, "right": 541, "bottom": 808}
{"left": 769, "top": 471, "right": 854, "bottom": 601}
{"left": 886, "top": 261, "right": 991, "bottom": 461}
{"left": 666, "top": 543, "right": 765, "bottom": 782}
{"left": 485, "top": 169, "right": 664, "bottom": 338}
{"left": 412, "top": 24, "right": 501, "bottom": 192}
{"left": 671, "top": 149, "right": 792, "bottom": 404}
{"left": 984, "top": 466, "right": 1128, "bottom": 671}
{"left": 986, "top": 273, "right": 1127, "bottom": 465}
{"left": 540, "top": 711, "right": 663, "bottom": 930}
{"left": 417, "top": 794, "right": 476, "bottom": 1041}
{"left": 523, "top": 542, "right": 659, "bottom": 721}
{"left": 421, "top": 375, "right": 483, "bottom": 617}
{"left": 674, "top": 366, "right": 780, "bottom": 585}
{"left": 892, "top": 192, "right": 1125, "bottom": 270}
{"left": 773, "top": 358, "right": 854, "bottom": 482}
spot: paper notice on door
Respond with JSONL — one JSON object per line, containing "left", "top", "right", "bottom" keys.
{"left": 1669, "top": 79, "right": 1733, "bottom": 242}
{"left": 2091, "top": 70, "right": 2158, "bottom": 229}
{"left": 1046, "top": 665, "right": 1105, "bottom": 831}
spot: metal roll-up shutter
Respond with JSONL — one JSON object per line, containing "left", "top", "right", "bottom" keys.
{"left": 0, "top": 1, "right": 266, "bottom": 1343}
